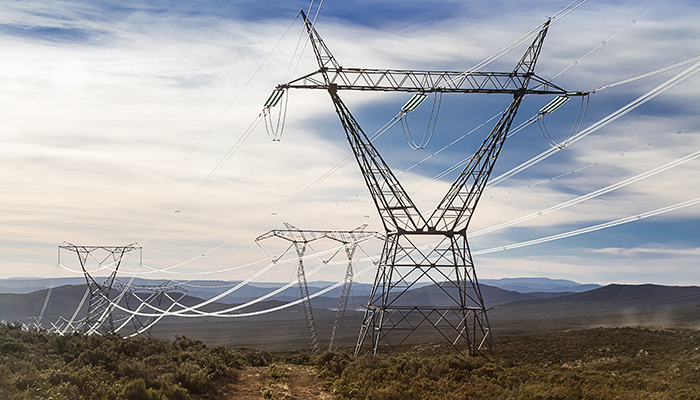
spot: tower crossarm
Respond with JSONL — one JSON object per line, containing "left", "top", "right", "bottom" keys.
{"left": 255, "top": 228, "right": 379, "bottom": 245}
{"left": 279, "top": 68, "right": 567, "bottom": 95}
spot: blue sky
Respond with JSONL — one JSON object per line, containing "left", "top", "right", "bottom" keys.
{"left": 0, "top": 0, "right": 699, "bottom": 286}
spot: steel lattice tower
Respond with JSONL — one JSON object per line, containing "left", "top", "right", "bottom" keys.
{"left": 267, "top": 11, "right": 580, "bottom": 356}
{"left": 59, "top": 243, "right": 141, "bottom": 334}
{"left": 113, "top": 280, "right": 186, "bottom": 336}
{"left": 256, "top": 223, "right": 378, "bottom": 352}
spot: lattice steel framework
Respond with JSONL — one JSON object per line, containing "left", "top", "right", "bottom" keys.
{"left": 269, "top": 11, "right": 578, "bottom": 356}
{"left": 113, "top": 280, "right": 186, "bottom": 335}
{"left": 59, "top": 243, "right": 141, "bottom": 334}
{"left": 256, "top": 223, "right": 378, "bottom": 352}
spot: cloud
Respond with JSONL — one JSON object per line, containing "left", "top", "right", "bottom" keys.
{"left": 0, "top": 23, "right": 106, "bottom": 44}
{"left": 0, "top": 0, "right": 698, "bottom": 286}
{"left": 592, "top": 245, "right": 700, "bottom": 258}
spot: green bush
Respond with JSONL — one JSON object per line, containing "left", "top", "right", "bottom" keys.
{"left": 0, "top": 337, "right": 29, "bottom": 353}
{"left": 175, "top": 362, "right": 211, "bottom": 394}
{"left": 122, "top": 378, "right": 165, "bottom": 400}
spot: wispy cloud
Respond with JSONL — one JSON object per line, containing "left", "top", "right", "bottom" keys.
{"left": 0, "top": 0, "right": 698, "bottom": 285}
{"left": 0, "top": 24, "right": 107, "bottom": 44}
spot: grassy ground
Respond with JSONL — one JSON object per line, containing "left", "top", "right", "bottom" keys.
{"left": 320, "top": 328, "right": 700, "bottom": 399}
{"left": 3, "top": 322, "right": 700, "bottom": 399}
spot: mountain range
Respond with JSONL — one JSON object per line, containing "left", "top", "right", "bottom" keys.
{"left": 0, "top": 277, "right": 693, "bottom": 323}
{"left": 3, "top": 277, "right": 698, "bottom": 349}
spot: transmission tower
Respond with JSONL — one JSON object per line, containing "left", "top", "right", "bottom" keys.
{"left": 59, "top": 243, "right": 141, "bottom": 334}
{"left": 265, "top": 12, "right": 582, "bottom": 356}
{"left": 256, "top": 223, "right": 378, "bottom": 352}
{"left": 113, "top": 279, "right": 186, "bottom": 336}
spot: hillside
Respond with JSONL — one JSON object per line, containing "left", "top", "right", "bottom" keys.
{"left": 480, "top": 277, "right": 601, "bottom": 293}
{"left": 0, "top": 276, "right": 587, "bottom": 297}
{"left": 492, "top": 284, "right": 700, "bottom": 318}
{"left": 0, "top": 282, "right": 570, "bottom": 325}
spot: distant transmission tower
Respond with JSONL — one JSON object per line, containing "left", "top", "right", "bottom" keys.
{"left": 59, "top": 243, "right": 141, "bottom": 334}
{"left": 265, "top": 11, "right": 582, "bottom": 356}
{"left": 256, "top": 223, "right": 378, "bottom": 352}
{"left": 113, "top": 279, "right": 186, "bottom": 336}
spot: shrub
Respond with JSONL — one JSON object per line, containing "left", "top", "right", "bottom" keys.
{"left": 316, "top": 351, "right": 351, "bottom": 384}
{"left": 0, "top": 338, "right": 29, "bottom": 354}
{"left": 175, "top": 362, "right": 210, "bottom": 394}
{"left": 122, "top": 378, "right": 165, "bottom": 400}
{"left": 268, "top": 363, "right": 286, "bottom": 382}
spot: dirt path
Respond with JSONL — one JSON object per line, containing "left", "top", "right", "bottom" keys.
{"left": 224, "top": 365, "right": 332, "bottom": 400}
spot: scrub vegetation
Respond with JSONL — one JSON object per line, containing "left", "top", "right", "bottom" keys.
{"left": 0, "top": 322, "right": 272, "bottom": 399}
{"left": 2, "top": 322, "right": 700, "bottom": 399}
{"left": 319, "top": 328, "right": 700, "bottom": 399}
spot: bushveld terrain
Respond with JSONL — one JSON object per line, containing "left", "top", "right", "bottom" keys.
{"left": 2, "top": 322, "right": 700, "bottom": 400}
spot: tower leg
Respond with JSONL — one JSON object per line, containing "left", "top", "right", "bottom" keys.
{"left": 293, "top": 242, "right": 320, "bottom": 353}
{"left": 355, "top": 232, "right": 494, "bottom": 356}
{"left": 329, "top": 245, "right": 357, "bottom": 351}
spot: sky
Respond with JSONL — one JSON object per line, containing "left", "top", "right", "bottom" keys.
{"left": 0, "top": 0, "right": 699, "bottom": 287}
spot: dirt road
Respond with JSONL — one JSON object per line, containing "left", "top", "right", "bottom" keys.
{"left": 224, "top": 365, "right": 332, "bottom": 400}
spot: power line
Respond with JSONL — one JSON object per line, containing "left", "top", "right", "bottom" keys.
{"left": 473, "top": 196, "right": 700, "bottom": 256}
{"left": 489, "top": 60, "right": 700, "bottom": 187}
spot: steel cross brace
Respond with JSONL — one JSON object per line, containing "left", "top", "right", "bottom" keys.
{"left": 269, "top": 11, "right": 579, "bottom": 356}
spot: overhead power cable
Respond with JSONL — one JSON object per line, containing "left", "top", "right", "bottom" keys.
{"left": 118, "top": 236, "right": 377, "bottom": 316}
{"left": 471, "top": 149, "right": 700, "bottom": 238}
{"left": 592, "top": 55, "right": 700, "bottom": 92}
{"left": 134, "top": 15, "right": 301, "bottom": 213}
{"left": 112, "top": 264, "right": 375, "bottom": 331}
{"left": 489, "top": 59, "right": 700, "bottom": 187}
{"left": 61, "top": 287, "right": 90, "bottom": 335}
{"left": 551, "top": 0, "right": 667, "bottom": 80}
{"left": 108, "top": 246, "right": 377, "bottom": 319}
{"left": 473, "top": 196, "right": 700, "bottom": 256}
{"left": 489, "top": 130, "right": 683, "bottom": 200}
{"left": 105, "top": 194, "right": 700, "bottom": 324}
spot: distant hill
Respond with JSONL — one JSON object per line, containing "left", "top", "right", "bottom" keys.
{"left": 0, "top": 278, "right": 375, "bottom": 303}
{"left": 0, "top": 281, "right": 570, "bottom": 325}
{"left": 0, "top": 277, "right": 598, "bottom": 298}
{"left": 0, "top": 284, "right": 298, "bottom": 326}
{"left": 5, "top": 282, "right": 700, "bottom": 332}
{"left": 371, "top": 283, "right": 568, "bottom": 308}
{"left": 491, "top": 284, "right": 700, "bottom": 320}
{"left": 5, "top": 282, "right": 700, "bottom": 350}
{"left": 480, "top": 277, "right": 601, "bottom": 293}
